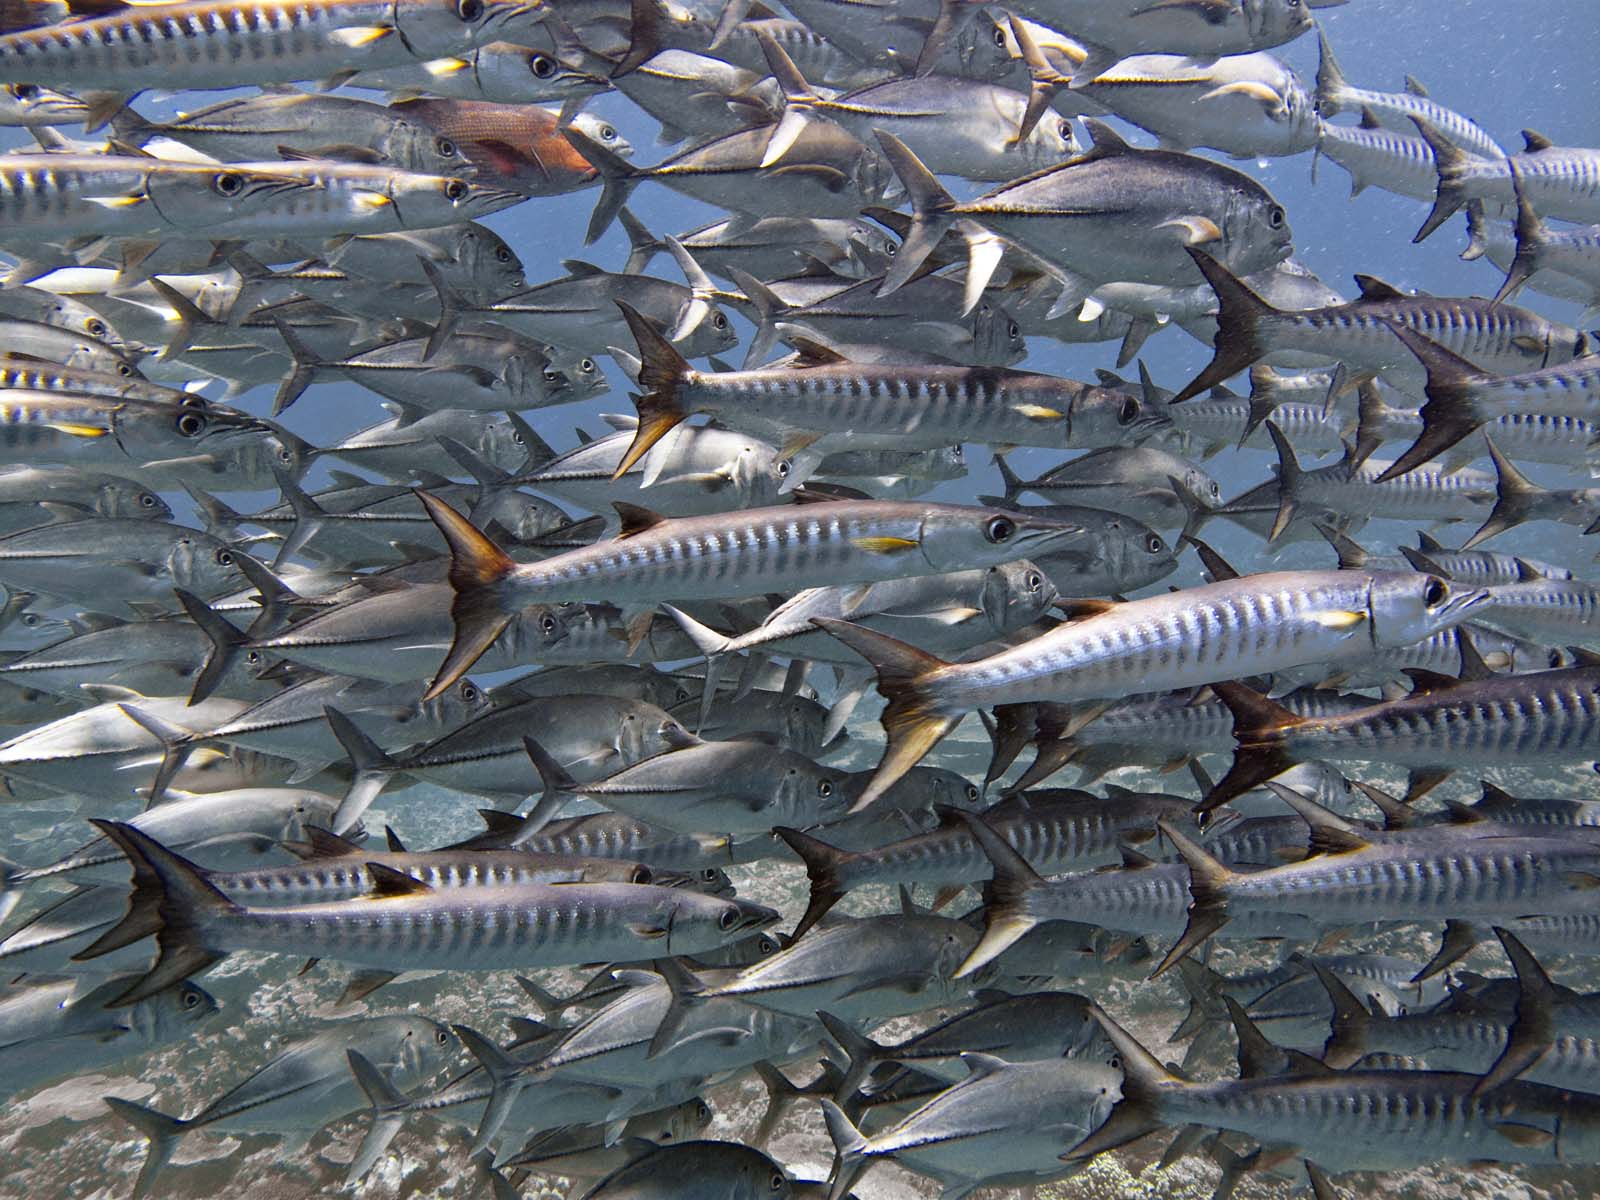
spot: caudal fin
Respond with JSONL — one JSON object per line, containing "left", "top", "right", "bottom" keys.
{"left": 614, "top": 300, "right": 692, "bottom": 480}
{"left": 772, "top": 826, "right": 855, "bottom": 939}
{"left": 76, "top": 820, "right": 232, "bottom": 1005}
{"left": 1411, "top": 117, "right": 1473, "bottom": 243}
{"left": 343, "top": 1049, "right": 414, "bottom": 1186}
{"left": 415, "top": 490, "right": 516, "bottom": 699}
{"left": 955, "top": 812, "right": 1046, "bottom": 978}
{"left": 1376, "top": 322, "right": 1491, "bottom": 480}
{"left": 1151, "top": 819, "right": 1238, "bottom": 977}
{"left": 1199, "top": 682, "right": 1305, "bottom": 811}
{"left": 1171, "top": 249, "right": 1277, "bottom": 403}
{"left": 872, "top": 132, "right": 956, "bottom": 297}
{"left": 1060, "top": 1005, "right": 1179, "bottom": 1162}
{"left": 817, "top": 1098, "right": 872, "bottom": 1200}
{"left": 171, "top": 588, "right": 246, "bottom": 705}
{"left": 809, "top": 618, "right": 958, "bottom": 810}
{"left": 325, "top": 707, "right": 398, "bottom": 835}
{"left": 562, "top": 124, "right": 642, "bottom": 244}
{"left": 104, "top": 1096, "right": 187, "bottom": 1200}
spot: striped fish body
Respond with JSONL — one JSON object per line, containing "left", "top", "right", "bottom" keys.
{"left": 0, "top": 0, "right": 511, "bottom": 92}
{"left": 1478, "top": 580, "right": 1600, "bottom": 646}
{"left": 916, "top": 570, "right": 1483, "bottom": 713}
{"left": 452, "top": 811, "right": 733, "bottom": 873}
{"left": 194, "top": 878, "right": 774, "bottom": 971}
{"left": 497, "top": 500, "right": 1082, "bottom": 607}
{"left": 1316, "top": 118, "right": 1455, "bottom": 202}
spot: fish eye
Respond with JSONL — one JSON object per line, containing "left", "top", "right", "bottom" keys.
{"left": 1551, "top": 650, "right": 1565, "bottom": 668}
{"left": 455, "top": 0, "right": 483, "bottom": 19}
{"left": 20, "top": 613, "right": 37, "bottom": 626}
{"left": 445, "top": 179, "right": 469, "bottom": 201}
{"left": 277, "top": 444, "right": 294, "bottom": 463}
{"left": 11, "top": 83, "right": 37, "bottom": 100}
{"left": 460, "top": 681, "right": 480, "bottom": 701}
{"left": 580, "top": 358, "right": 596, "bottom": 373}
{"left": 436, "top": 136, "right": 458, "bottom": 158}
{"left": 719, "top": 907, "right": 740, "bottom": 930}
{"left": 511, "top": 427, "right": 525, "bottom": 444}
{"left": 966, "top": 783, "right": 979, "bottom": 801}
{"left": 87, "top": 319, "right": 108, "bottom": 338}
{"left": 992, "top": 24, "right": 1005, "bottom": 45}
{"left": 540, "top": 613, "right": 557, "bottom": 633}
{"left": 494, "top": 245, "right": 514, "bottom": 263}
{"left": 529, "top": 52, "right": 557, "bottom": 78}
{"left": 176, "top": 411, "right": 207, "bottom": 437}
{"left": 541, "top": 365, "right": 560, "bottom": 382}
{"left": 1423, "top": 577, "right": 1446, "bottom": 606}
{"left": 1147, "top": 534, "right": 1165, "bottom": 553}
{"left": 1268, "top": 205, "right": 1286, "bottom": 229}
{"left": 182, "top": 988, "right": 201, "bottom": 1009}
{"left": 1007, "top": 321, "right": 1020, "bottom": 339}
{"left": 776, "top": 459, "right": 791, "bottom": 477}
{"left": 435, "top": 1028, "right": 450, "bottom": 1045}
{"left": 246, "top": 650, "right": 261, "bottom": 665}
{"left": 769, "top": 1172, "right": 785, "bottom": 1192}
{"left": 1026, "top": 570, "right": 1043, "bottom": 590}
{"left": 215, "top": 548, "right": 234, "bottom": 566}
{"left": 1057, "top": 119, "right": 1073, "bottom": 141}
{"left": 140, "top": 492, "right": 157, "bottom": 507}
{"left": 116, "top": 362, "right": 134, "bottom": 376}
{"left": 1209, "top": 480, "right": 1220, "bottom": 497}
{"left": 713, "top": 313, "right": 728, "bottom": 330}
{"left": 212, "top": 171, "right": 244, "bottom": 196}
{"left": 1118, "top": 396, "right": 1138, "bottom": 424}
{"left": 599, "top": 124, "right": 618, "bottom": 142}
{"left": 1110, "top": 1054, "right": 1122, "bottom": 1070}
{"left": 817, "top": 779, "right": 832, "bottom": 797}
{"left": 697, "top": 1101, "right": 712, "bottom": 1120}
{"left": 984, "top": 515, "right": 1015, "bottom": 543}
{"left": 631, "top": 865, "right": 652, "bottom": 883}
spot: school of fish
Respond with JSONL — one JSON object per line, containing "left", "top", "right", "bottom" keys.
{"left": 0, "top": 0, "right": 1596, "bottom": 1197}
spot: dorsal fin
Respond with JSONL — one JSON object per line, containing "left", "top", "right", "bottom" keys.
{"left": 1353, "top": 274, "right": 1407, "bottom": 301}
{"left": 786, "top": 336, "right": 848, "bottom": 366}
{"left": 1358, "top": 105, "right": 1381, "bottom": 130}
{"left": 1521, "top": 128, "right": 1554, "bottom": 152}
{"left": 365, "top": 862, "right": 432, "bottom": 898}
{"left": 613, "top": 501, "right": 667, "bottom": 539}
{"left": 1403, "top": 667, "right": 1461, "bottom": 695}
{"left": 297, "top": 825, "right": 366, "bottom": 858}
{"left": 477, "top": 808, "right": 522, "bottom": 834}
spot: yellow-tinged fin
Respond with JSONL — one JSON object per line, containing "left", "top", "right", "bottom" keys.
{"left": 628, "top": 922, "right": 669, "bottom": 939}
{"left": 811, "top": 617, "right": 957, "bottom": 811}
{"left": 352, "top": 191, "right": 393, "bottom": 210}
{"left": 955, "top": 813, "right": 1047, "bottom": 977}
{"left": 614, "top": 301, "right": 692, "bottom": 480}
{"left": 1492, "top": 1122, "right": 1555, "bottom": 1149}
{"left": 329, "top": 24, "right": 395, "bottom": 46}
{"left": 1009, "top": 403, "right": 1064, "bottom": 420}
{"left": 424, "top": 56, "right": 470, "bottom": 77}
{"left": 1158, "top": 215, "right": 1223, "bottom": 245}
{"left": 365, "top": 862, "right": 432, "bottom": 898}
{"left": 45, "top": 421, "right": 111, "bottom": 438}
{"left": 1310, "top": 609, "right": 1367, "bottom": 629}
{"left": 84, "top": 194, "right": 147, "bottom": 209}
{"left": 415, "top": 489, "right": 516, "bottom": 701}
{"left": 1199, "top": 80, "right": 1286, "bottom": 109}
{"left": 850, "top": 535, "right": 920, "bottom": 554}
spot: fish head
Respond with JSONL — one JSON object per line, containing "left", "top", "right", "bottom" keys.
{"left": 397, "top": 172, "right": 528, "bottom": 225}
{"left": 671, "top": 297, "right": 740, "bottom": 357}
{"left": 983, "top": 558, "right": 1058, "bottom": 631}
{"left": 854, "top": 143, "right": 907, "bottom": 211}
{"left": 94, "top": 476, "right": 172, "bottom": 522}
{"left": 400, "top": 1018, "right": 461, "bottom": 1082}
{"left": 168, "top": 534, "right": 247, "bottom": 599}
{"left": 452, "top": 222, "right": 526, "bottom": 297}
{"left": 503, "top": 604, "right": 569, "bottom": 657}
{"left": 945, "top": 9, "right": 1018, "bottom": 81}
{"left": 130, "top": 978, "right": 220, "bottom": 1042}
{"left": 918, "top": 503, "right": 1086, "bottom": 573}
{"left": 843, "top": 220, "right": 901, "bottom": 276}
{"left": 1, "top": 82, "right": 89, "bottom": 124}
{"left": 969, "top": 298, "right": 1028, "bottom": 365}
{"left": 1218, "top": 179, "right": 1294, "bottom": 277}
{"left": 393, "top": 0, "right": 538, "bottom": 56}
{"left": 396, "top": 119, "right": 479, "bottom": 179}
{"left": 1245, "top": 0, "right": 1316, "bottom": 45}
{"left": 1067, "top": 382, "right": 1169, "bottom": 448}
{"left": 478, "top": 42, "right": 611, "bottom": 105}
{"left": 0, "top": 600, "right": 72, "bottom": 648}
{"left": 1368, "top": 570, "right": 1490, "bottom": 648}
{"left": 143, "top": 163, "right": 323, "bottom": 232}
{"left": 548, "top": 349, "right": 609, "bottom": 399}
{"left": 570, "top": 113, "right": 634, "bottom": 161}
{"left": 414, "top": 675, "right": 495, "bottom": 733}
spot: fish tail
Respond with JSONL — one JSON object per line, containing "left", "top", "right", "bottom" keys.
{"left": 268, "top": 313, "right": 326, "bottom": 416}
{"left": 453, "top": 1023, "right": 530, "bottom": 1162}
{"left": 992, "top": 453, "right": 1026, "bottom": 504}
{"left": 1411, "top": 116, "right": 1471, "bottom": 243}
{"left": 613, "top": 0, "right": 668, "bottom": 76}
{"left": 1475, "top": 928, "right": 1559, "bottom": 1095}
{"left": 1378, "top": 322, "right": 1492, "bottom": 480}
{"left": 75, "top": 820, "right": 230, "bottom": 1006}
{"left": 103, "top": 1097, "right": 186, "bottom": 1200}
{"left": 114, "top": 702, "right": 199, "bottom": 807}
{"left": 815, "top": 1010, "right": 888, "bottom": 1103}
{"left": 817, "top": 1099, "right": 872, "bottom": 1200}
{"left": 343, "top": 1049, "right": 413, "bottom": 1187}
{"left": 1172, "top": 248, "right": 1276, "bottom": 403}
{"left": 872, "top": 131, "right": 956, "bottom": 297}
{"left": 755, "top": 30, "right": 818, "bottom": 168}
{"left": 417, "top": 258, "right": 463, "bottom": 361}
{"left": 1061, "top": 1006, "right": 1179, "bottom": 1162}
{"left": 182, "top": 483, "right": 245, "bottom": 538}
{"left": 726, "top": 266, "right": 789, "bottom": 368}
{"left": 1312, "top": 962, "right": 1377, "bottom": 1068}
{"left": 414, "top": 490, "right": 516, "bottom": 700}
{"left": 809, "top": 619, "right": 959, "bottom": 811}
{"left": 750, "top": 1061, "right": 806, "bottom": 1149}
{"left": 1199, "top": 681, "right": 1307, "bottom": 812}
{"left": 1350, "top": 377, "right": 1393, "bottom": 469}
{"left": 517, "top": 736, "right": 581, "bottom": 837}
{"left": 772, "top": 826, "right": 855, "bottom": 939}
{"left": 144, "top": 277, "right": 214, "bottom": 363}
{"left": 660, "top": 603, "right": 735, "bottom": 660}
{"left": 955, "top": 812, "right": 1045, "bottom": 978}
{"left": 1312, "top": 29, "right": 1347, "bottom": 116}
{"left": 614, "top": 300, "right": 691, "bottom": 479}
{"left": 171, "top": 588, "right": 247, "bottom": 705}
{"left": 324, "top": 707, "right": 397, "bottom": 835}
{"left": 1170, "top": 958, "right": 1231, "bottom": 1042}
{"left": 1152, "top": 819, "right": 1239, "bottom": 977}
{"left": 1262, "top": 421, "right": 1303, "bottom": 543}
{"left": 1496, "top": 165, "right": 1545, "bottom": 305}
{"left": 644, "top": 955, "right": 709, "bottom": 1058}
{"left": 617, "top": 206, "right": 661, "bottom": 275}
{"left": 1008, "top": 14, "right": 1072, "bottom": 143}
{"left": 562, "top": 123, "right": 641, "bottom": 244}
{"left": 1464, "top": 439, "right": 1541, "bottom": 548}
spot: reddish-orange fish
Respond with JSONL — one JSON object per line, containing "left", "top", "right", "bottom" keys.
{"left": 392, "top": 98, "right": 626, "bottom": 194}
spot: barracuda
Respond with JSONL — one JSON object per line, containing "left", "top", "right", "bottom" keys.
{"left": 1415, "top": 123, "right": 1600, "bottom": 243}
{"left": 612, "top": 299, "right": 1143, "bottom": 477}
{"left": 416, "top": 490, "right": 1083, "bottom": 698}
{"left": 83, "top": 821, "right": 779, "bottom": 1005}
{"left": 0, "top": 0, "right": 539, "bottom": 94}
{"left": 1204, "top": 664, "right": 1600, "bottom": 808}
{"left": 818, "top": 566, "right": 1485, "bottom": 807}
